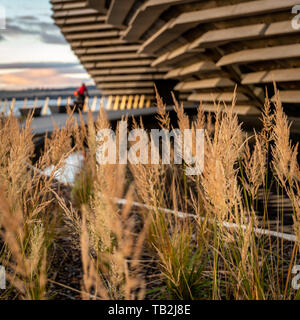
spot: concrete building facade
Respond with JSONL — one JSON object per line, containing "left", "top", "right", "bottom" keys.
{"left": 51, "top": 0, "right": 300, "bottom": 114}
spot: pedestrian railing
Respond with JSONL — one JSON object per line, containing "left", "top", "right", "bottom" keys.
{"left": 0, "top": 94, "right": 153, "bottom": 117}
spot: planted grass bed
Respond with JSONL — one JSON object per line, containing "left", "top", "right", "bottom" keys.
{"left": 49, "top": 105, "right": 68, "bottom": 115}
{"left": 0, "top": 90, "right": 300, "bottom": 300}
{"left": 19, "top": 106, "right": 42, "bottom": 118}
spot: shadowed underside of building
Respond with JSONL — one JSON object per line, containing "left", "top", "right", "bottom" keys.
{"left": 51, "top": 0, "right": 300, "bottom": 116}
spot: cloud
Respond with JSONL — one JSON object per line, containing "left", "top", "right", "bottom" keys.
{"left": 0, "top": 68, "right": 94, "bottom": 90}
{"left": 1, "top": 73, "right": 34, "bottom": 86}
{"left": 56, "top": 67, "right": 86, "bottom": 75}
{"left": 39, "top": 32, "right": 67, "bottom": 45}
{"left": 0, "top": 63, "right": 88, "bottom": 88}
{"left": 3, "top": 23, "right": 37, "bottom": 36}
{"left": 3, "top": 17, "right": 66, "bottom": 45}
{"left": 0, "top": 62, "right": 90, "bottom": 89}
{"left": 17, "top": 15, "right": 39, "bottom": 21}
{"left": 33, "top": 21, "right": 58, "bottom": 32}
{"left": 0, "top": 62, "right": 80, "bottom": 69}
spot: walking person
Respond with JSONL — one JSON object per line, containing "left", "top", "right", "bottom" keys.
{"left": 74, "top": 83, "right": 89, "bottom": 111}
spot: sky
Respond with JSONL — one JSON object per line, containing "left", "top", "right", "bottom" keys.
{"left": 0, "top": 0, "right": 94, "bottom": 90}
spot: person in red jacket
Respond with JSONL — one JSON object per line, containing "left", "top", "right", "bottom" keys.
{"left": 77, "top": 83, "right": 89, "bottom": 103}
{"left": 73, "top": 83, "right": 89, "bottom": 112}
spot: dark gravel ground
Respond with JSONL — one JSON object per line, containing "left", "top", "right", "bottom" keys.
{"left": 1, "top": 178, "right": 298, "bottom": 300}
{"left": 48, "top": 234, "right": 83, "bottom": 300}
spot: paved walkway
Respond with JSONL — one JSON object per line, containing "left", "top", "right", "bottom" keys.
{"left": 29, "top": 105, "right": 199, "bottom": 135}
{"left": 28, "top": 106, "right": 300, "bottom": 136}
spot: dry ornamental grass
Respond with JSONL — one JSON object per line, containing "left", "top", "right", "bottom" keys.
{"left": 0, "top": 89, "right": 299, "bottom": 300}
